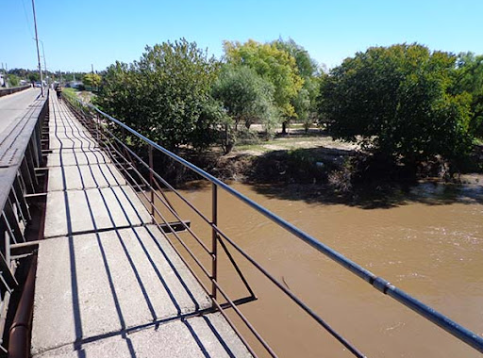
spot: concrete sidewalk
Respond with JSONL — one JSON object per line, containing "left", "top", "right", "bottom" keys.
{"left": 31, "top": 93, "right": 252, "bottom": 358}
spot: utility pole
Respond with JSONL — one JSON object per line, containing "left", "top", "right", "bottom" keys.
{"left": 31, "top": 0, "right": 44, "bottom": 96}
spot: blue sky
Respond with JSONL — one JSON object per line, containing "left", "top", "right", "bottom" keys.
{"left": 1, "top": 0, "right": 482, "bottom": 72}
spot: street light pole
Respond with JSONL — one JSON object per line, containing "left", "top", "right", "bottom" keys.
{"left": 31, "top": 0, "right": 44, "bottom": 96}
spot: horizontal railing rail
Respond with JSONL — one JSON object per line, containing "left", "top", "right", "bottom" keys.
{"left": 64, "top": 93, "right": 483, "bottom": 357}
{"left": 0, "top": 85, "right": 31, "bottom": 98}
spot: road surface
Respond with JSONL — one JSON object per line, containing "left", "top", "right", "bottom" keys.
{"left": 0, "top": 88, "right": 41, "bottom": 137}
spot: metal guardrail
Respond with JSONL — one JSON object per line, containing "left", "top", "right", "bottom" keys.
{"left": 64, "top": 93, "right": 483, "bottom": 357}
{"left": 0, "top": 86, "right": 31, "bottom": 98}
{"left": 0, "top": 92, "right": 48, "bottom": 353}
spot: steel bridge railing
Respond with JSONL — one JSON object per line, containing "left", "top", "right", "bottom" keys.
{"left": 64, "top": 92, "right": 483, "bottom": 357}
{"left": 0, "top": 92, "right": 48, "bottom": 354}
{"left": 0, "top": 86, "right": 31, "bottom": 98}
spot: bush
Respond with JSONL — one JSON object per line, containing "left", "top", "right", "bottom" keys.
{"left": 319, "top": 44, "right": 474, "bottom": 170}
{"left": 95, "top": 39, "right": 222, "bottom": 151}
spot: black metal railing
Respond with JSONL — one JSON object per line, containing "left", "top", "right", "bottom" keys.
{"left": 0, "top": 85, "right": 31, "bottom": 98}
{"left": 64, "top": 93, "right": 483, "bottom": 357}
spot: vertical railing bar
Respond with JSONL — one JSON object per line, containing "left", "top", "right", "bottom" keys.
{"left": 99, "top": 126, "right": 255, "bottom": 297}
{"left": 104, "top": 145, "right": 214, "bottom": 275}
{"left": 17, "top": 166, "right": 28, "bottom": 196}
{"left": 10, "top": 183, "right": 29, "bottom": 225}
{"left": 10, "top": 190, "right": 26, "bottom": 229}
{"left": 111, "top": 126, "right": 179, "bottom": 216}
{"left": 1, "top": 213, "right": 13, "bottom": 265}
{"left": 97, "top": 128, "right": 214, "bottom": 255}
{"left": 13, "top": 175, "right": 31, "bottom": 222}
{"left": 149, "top": 145, "right": 155, "bottom": 218}
{"left": 20, "top": 159, "right": 35, "bottom": 194}
{"left": 0, "top": 274, "right": 11, "bottom": 294}
{"left": 96, "top": 112, "right": 100, "bottom": 143}
{"left": 26, "top": 141, "right": 39, "bottom": 187}
{"left": 211, "top": 183, "right": 218, "bottom": 304}
{"left": 5, "top": 199, "right": 25, "bottom": 243}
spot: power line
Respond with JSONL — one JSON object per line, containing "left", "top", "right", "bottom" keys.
{"left": 21, "top": 0, "right": 35, "bottom": 39}
{"left": 31, "top": 0, "right": 44, "bottom": 96}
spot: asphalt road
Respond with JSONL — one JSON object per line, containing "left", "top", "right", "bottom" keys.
{"left": 0, "top": 88, "right": 41, "bottom": 137}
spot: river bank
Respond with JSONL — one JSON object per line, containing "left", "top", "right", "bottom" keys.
{"left": 173, "top": 131, "right": 482, "bottom": 208}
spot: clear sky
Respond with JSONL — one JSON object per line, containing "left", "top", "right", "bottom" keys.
{"left": 1, "top": 0, "right": 482, "bottom": 73}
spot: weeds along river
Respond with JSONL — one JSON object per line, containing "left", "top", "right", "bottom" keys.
{"left": 143, "top": 179, "right": 483, "bottom": 358}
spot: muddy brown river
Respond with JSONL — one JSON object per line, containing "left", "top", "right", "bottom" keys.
{"left": 147, "top": 179, "right": 483, "bottom": 357}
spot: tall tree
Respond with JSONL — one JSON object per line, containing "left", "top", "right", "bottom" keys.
{"left": 83, "top": 73, "right": 102, "bottom": 92}
{"left": 7, "top": 74, "right": 20, "bottom": 87}
{"left": 223, "top": 40, "right": 303, "bottom": 120}
{"left": 319, "top": 44, "right": 473, "bottom": 169}
{"left": 96, "top": 38, "right": 222, "bottom": 150}
{"left": 212, "top": 65, "right": 275, "bottom": 128}
{"left": 454, "top": 52, "right": 483, "bottom": 137}
{"left": 274, "top": 38, "right": 320, "bottom": 131}
{"left": 212, "top": 65, "right": 277, "bottom": 150}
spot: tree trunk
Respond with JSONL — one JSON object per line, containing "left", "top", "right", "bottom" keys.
{"left": 282, "top": 121, "right": 287, "bottom": 135}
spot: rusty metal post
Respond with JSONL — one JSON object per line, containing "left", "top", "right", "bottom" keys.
{"left": 211, "top": 183, "right": 218, "bottom": 304}
{"left": 149, "top": 146, "right": 155, "bottom": 218}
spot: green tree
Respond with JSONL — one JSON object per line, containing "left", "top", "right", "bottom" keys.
{"left": 273, "top": 38, "right": 318, "bottom": 79}
{"left": 212, "top": 65, "right": 276, "bottom": 141}
{"left": 454, "top": 52, "right": 483, "bottom": 137}
{"left": 7, "top": 74, "right": 20, "bottom": 87}
{"left": 223, "top": 39, "right": 304, "bottom": 122}
{"left": 273, "top": 38, "right": 320, "bottom": 132}
{"left": 212, "top": 64, "right": 278, "bottom": 148}
{"left": 96, "top": 38, "right": 222, "bottom": 150}
{"left": 319, "top": 44, "right": 473, "bottom": 169}
{"left": 28, "top": 73, "right": 39, "bottom": 83}
{"left": 83, "top": 73, "right": 102, "bottom": 92}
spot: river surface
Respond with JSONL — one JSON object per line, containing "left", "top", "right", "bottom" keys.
{"left": 149, "top": 179, "right": 483, "bottom": 357}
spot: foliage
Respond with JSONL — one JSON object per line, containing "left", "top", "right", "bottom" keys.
{"left": 212, "top": 64, "right": 278, "bottom": 141}
{"left": 83, "top": 73, "right": 102, "bottom": 92}
{"left": 273, "top": 38, "right": 321, "bottom": 132}
{"left": 28, "top": 73, "right": 39, "bottom": 83}
{"left": 7, "top": 74, "right": 20, "bottom": 87}
{"left": 454, "top": 52, "right": 483, "bottom": 137}
{"left": 95, "top": 38, "right": 222, "bottom": 150}
{"left": 319, "top": 44, "right": 473, "bottom": 168}
{"left": 274, "top": 38, "right": 319, "bottom": 79}
{"left": 223, "top": 39, "right": 304, "bottom": 118}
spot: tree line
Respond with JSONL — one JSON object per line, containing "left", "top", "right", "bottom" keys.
{"left": 94, "top": 39, "right": 482, "bottom": 172}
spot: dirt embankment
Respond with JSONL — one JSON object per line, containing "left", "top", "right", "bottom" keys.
{"left": 172, "top": 132, "right": 483, "bottom": 206}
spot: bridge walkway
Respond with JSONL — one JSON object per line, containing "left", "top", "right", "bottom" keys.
{"left": 31, "top": 93, "right": 251, "bottom": 357}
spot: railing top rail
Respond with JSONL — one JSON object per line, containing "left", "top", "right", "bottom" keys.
{"left": 0, "top": 85, "right": 31, "bottom": 97}
{"left": 81, "top": 100, "right": 483, "bottom": 353}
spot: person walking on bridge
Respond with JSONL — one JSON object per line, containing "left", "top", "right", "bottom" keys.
{"left": 54, "top": 83, "right": 62, "bottom": 100}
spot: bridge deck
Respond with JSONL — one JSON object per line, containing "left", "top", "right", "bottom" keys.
{"left": 31, "top": 93, "right": 251, "bottom": 357}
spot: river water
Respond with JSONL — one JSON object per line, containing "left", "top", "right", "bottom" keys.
{"left": 149, "top": 178, "right": 483, "bottom": 357}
